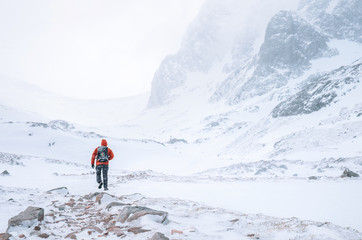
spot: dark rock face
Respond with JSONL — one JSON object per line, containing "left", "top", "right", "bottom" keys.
{"left": 7, "top": 207, "right": 44, "bottom": 232}
{"left": 231, "top": 11, "right": 333, "bottom": 102}
{"left": 260, "top": 11, "right": 329, "bottom": 69}
{"left": 341, "top": 168, "right": 359, "bottom": 178}
{"left": 298, "top": 0, "right": 362, "bottom": 43}
{"left": 117, "top": 206, "right": 168, "bottom": 224}
{"left": 272, "top": 59, "right": 361, "bottom": 117}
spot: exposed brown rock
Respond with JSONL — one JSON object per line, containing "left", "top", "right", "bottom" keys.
{"left": 0, "top": 233, "right": 12, "bottom": 240}
{"left": 81, "top": 226, "right": 103, "bottom": 234}
{"left": 230, "top": 218, "right": 239, "bottom": 223}
{"left": 127, "top": 227, "right": 150, "bottom": 234}
{"left": 65, "top": 232, "right": 77, "bottom": 239}
{"left": 38, "top": 233, "right": 49, "bottom": 238}
{"left": 34, "top": 226, "right": 41, "bottom": 231}
{"left": 18, "top": 234, "right": 25, "bottom": 238}
{"left": 171, "top": 229, "right": 183, "bottom": 235}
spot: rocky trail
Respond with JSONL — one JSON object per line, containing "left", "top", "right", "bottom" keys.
{"left": 1, "top": 186, "right": 361, "bottom": 240}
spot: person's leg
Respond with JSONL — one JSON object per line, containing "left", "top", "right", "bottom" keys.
{"left": 102, "top": 165, "right": 109, "bottom": 190}
{"left": 96, "top": 165, "right": 103, "bottom": 189}
{"left": 96, "top": 165, "right": 102, "bottom": 183}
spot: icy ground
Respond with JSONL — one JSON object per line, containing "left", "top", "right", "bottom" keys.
{"left": 1, "top": 153, "right": 361, "bottom": 239}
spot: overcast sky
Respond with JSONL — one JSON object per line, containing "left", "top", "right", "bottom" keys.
{"left": 0, "top": 0, "right": 205, "bottom": 99}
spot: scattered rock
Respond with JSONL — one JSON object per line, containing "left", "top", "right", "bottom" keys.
{"left": 65, "top": 232, "right": 77, "bottom": 239}
{"left": 34, "top": 226, "right": 41, "bottom": 231}
{"left": 65, "top": 199, "right": 75, "bottom": 207}
{"left": 341, "top": 168, "right": 359, "bottom": 178}
{"left": 58, "top": 205, "right": 65, "bottom": 211}
{"left": 7, "top": 207, "right": 44, "bottom": 232}
{"left": 46, "top": 187, "right": 69, "bottom": 195}
{"left": 167, "top": 138, "right": 188, "bottom": 144}
{"left": 19, "top": 234, "right": 25, "bottom": 238}
{"left": 151, "top": 232, "right": 169, "bottom": 240}
{"left": 81, "top": 226, "right": 103, "bottom": 234}
{"left": 38, "top": 233, "right": 49, "bottom": 238}
{"left": 308, "top": 176, "right": 318, "bottom": 180}
{"left": 1, "top": 170, "right": 10, "bottom": 176}
{"left": 107, "top": 227, "right": 125, "bottom": 237}
{"left": 171, "top": 229, "right": 183, "bottom": 235}
{"left": 127, "top": 227, "right": 150, "bottom": 234}
{"left": 117, "top": 206, "right": 168, "bottom": 224}
{"left": 0, "top": 233, "right": 12, "bottom": 240}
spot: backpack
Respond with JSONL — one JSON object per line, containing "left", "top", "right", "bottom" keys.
{"left": 97, "top": 146, "right": 109, "bottom": 162}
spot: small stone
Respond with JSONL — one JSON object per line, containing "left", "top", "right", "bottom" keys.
{"left": 308, "top": 176, "right": 318, "bottom": 180}
{"left": 171, "top": 229, "right": 183, "bottom": 235}
{"left": 38, "top": 233, "right": 49, "bottom": 238}
{"left": 65, "top": 232, "right": 77, "bottom": 239}
{"left": 34, "top": 226, "right": 41, "bottom": 231}
{"left": 58, "top": 206, "right": 65, "bottom": 211}
{"left": 19, "top": 234, "right": 26, "bottom": 238}
{"left": 150, "top": 232, "right": 169, "bottom": 240}
{"left": 127, "top": 227, "right": 150, "bottom": 234}
{"left": 230, "top": 218, "right": 239, "bottom": 223}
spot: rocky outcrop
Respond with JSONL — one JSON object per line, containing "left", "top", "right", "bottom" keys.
{"left": 0, "top": 170, "right": 10, "bottom": 176}
{"left": 7, "top": 207, "right": 44, "bottom": 232}
{"left": 298, "top": 0, "right": 362, "bottom": 43}
{"left": 341, "top": 168, "right": 359, "bottom": 178}
{"left": 272, "top": 59, "right": 361, "bottom": 117}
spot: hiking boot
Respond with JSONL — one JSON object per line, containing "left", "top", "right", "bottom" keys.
{"left": 98, "top": 182, "right": 103, "bottom": 189}
{"left": 104, "top": 187, "right": 109, "bottom": 191}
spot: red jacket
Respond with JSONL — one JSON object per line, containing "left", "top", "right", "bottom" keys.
{"left": 91, "top": 139, "right": 114, "bottom": 166}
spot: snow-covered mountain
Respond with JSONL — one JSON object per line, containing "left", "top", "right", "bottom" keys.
{"left": 1, "top": 0, "right": 362, "bottom": 238}
{"left": 143, "top": 0, "right": 362, "bottom": 164}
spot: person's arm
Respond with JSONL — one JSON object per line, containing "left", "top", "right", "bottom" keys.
{"left": 108, "top": 148, "right": 114, "bottom": 161}
{"left": 91, "top": 148, "right": 98, "bottom": 166}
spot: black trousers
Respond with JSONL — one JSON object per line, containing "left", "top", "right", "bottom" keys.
{"left": 96, "top": 164, "right": 109, "bottom": 188}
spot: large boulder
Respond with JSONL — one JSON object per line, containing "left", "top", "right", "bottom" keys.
{"left": 117, "top": 206, "right": 168, "bottom": 224}
{"left": 7, "top": 207, "right": 44, "bottom": 232}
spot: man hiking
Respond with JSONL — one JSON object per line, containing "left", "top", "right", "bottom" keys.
{"left": 91, "top": 139, "right": 114, "bottom": 191}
